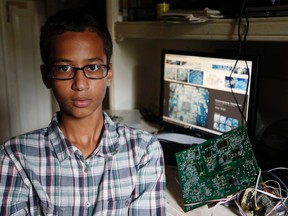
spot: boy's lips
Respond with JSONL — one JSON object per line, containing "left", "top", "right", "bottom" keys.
{"left": 72, "top": 97, "right": 91, "bottom": 108}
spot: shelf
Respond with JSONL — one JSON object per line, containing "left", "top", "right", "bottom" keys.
{"left": 114, "top": 17, "right": 288, "bottom": 42}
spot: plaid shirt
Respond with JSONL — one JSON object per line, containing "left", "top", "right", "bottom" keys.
{"left": 0, "top": 112, "right": 166, "bottom": 215}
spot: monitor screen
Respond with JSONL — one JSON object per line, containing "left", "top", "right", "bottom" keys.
{"left": 160, "top": 49, "right": 259, "bottom": 141}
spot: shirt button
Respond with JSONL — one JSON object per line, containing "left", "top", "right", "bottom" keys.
{"left": 45, "top": 207, "right": 50, "bottom": 213}
{"left": 85, "top": 201, "right": 91, "bottom": 208}
{"left": 84, "top": 167, "right": 90, "bottom": 173}
{"left": 125, "top": 200, "right": 130, "bottom": 206}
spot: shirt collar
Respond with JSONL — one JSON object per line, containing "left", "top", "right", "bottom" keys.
{"left": 48, "top": 112, "right": 120, "bottom": 163}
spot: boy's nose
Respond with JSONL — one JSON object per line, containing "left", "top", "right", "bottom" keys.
{"left": 71, "top": 69, "right": 89, "bottom": 91}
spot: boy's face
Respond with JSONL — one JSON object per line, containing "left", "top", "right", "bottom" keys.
{"left": 41, "top": 30, "right": 112, "bottom": 119}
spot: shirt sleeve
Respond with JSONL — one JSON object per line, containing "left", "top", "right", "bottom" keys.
{"left": 129, "top": 136, "right": 166, "bottom": 216}
{"left": 0, "top": 148, "right": 30, "bottom": 215}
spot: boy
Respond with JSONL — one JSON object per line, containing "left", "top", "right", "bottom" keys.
{"left": 0, "top": 8, "right": 166, "bottom": 215}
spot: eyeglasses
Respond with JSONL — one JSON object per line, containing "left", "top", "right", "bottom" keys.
{"left": 49, "top": 64, "right": 110, "bottom": 80}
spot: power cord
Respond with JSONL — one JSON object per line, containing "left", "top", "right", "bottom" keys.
{"left": 229, "top": 0, "right": 250, "bottom": 127}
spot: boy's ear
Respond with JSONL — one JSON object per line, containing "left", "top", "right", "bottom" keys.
{"left": 41, "top": 64, "right": 52, "bottom": 89}
{"left": 106, "top": 63, "right": 113, "bottom": 87}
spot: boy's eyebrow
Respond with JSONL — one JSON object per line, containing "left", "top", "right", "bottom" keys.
{"left": 86, "top": 57, "right": 104, "bottom": 62}
{"left": 51, "top": 58, "right": 72, "bottom": 64}
{"left": 51, "top": 57, "right": 104, "bottom": 64}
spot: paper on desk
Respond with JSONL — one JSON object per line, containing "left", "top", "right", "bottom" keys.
{"left": 159, "top": 7, "right": 224, "bottom": 23}
{"left": 104, "top": 109, "right": 159, "bottom": 133}
{"left": 155, "top": 133, "right": 206, "bottom": 145}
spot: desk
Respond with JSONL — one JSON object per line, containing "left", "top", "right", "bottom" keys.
{"left": 165, "top": 166, "right": 252, "bottom": 216}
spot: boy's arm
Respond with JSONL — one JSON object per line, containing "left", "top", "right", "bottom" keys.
{"left": 129, "top": 138, "right": 166, "bottom": 216}
{"left": 0, "top": 149, "right": 30, "bottom": 215}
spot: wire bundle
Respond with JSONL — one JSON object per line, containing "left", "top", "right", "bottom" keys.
{"left": 210, "top": 167, "right": 288, "bottom": 216}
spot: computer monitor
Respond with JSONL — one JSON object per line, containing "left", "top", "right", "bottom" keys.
{"left": 160, "top": 49, "right": 260, "bottom": 141}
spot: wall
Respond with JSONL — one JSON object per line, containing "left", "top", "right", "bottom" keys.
{"left": 0, "top": 0, "right": 52, "bottom": 143}
{"left": 114, "top": 38, "right": 288, "bottom": 138}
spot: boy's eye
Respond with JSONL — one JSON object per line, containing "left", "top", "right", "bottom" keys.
{"left": 86, "top": 64, "right": 100, "bottom": 72}
{"left": 58, "top": 65, "right": 72, "bottom": 72}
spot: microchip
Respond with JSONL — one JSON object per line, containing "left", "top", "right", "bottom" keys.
{"left": 233, "top": 154, "right": 242, "bottom": 161}
{"left": 204, "top": 150, "right": 212, "bottom": 158}
{"left": 230, "top": 178, "right": 239, "bottom": 185}
{"left": 217, "top": 140, "right": 228, "bottom": 149}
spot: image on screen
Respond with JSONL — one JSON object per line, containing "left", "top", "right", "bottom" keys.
{"left": 160, "top": 50, "right": 259, "bottom": 139}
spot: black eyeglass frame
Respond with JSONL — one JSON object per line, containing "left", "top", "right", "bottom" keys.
{"left": 48, "top": 64, "right": 111, "bottom": 80}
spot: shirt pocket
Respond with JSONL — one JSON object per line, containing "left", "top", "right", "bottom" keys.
{"left": 94, "top": 196, "right": 132, "bottom": 215}
{"left": 107, "top": 196, "right": 131, "bottom": 210}
{"left": 9, "top": 202, "right": 29, "bottom": 216}
{"left": 40, "top": 201, "right": 63, "bottom": 216}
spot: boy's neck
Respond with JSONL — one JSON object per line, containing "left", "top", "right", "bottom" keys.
{"left": 59, "top": 111, "right": 104, "bottom": 159}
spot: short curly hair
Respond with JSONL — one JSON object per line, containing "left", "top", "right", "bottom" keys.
{"left": 40, "top": 8, "right": 113, "bottom": 66}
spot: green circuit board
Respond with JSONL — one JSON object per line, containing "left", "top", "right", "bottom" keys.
{"left": 175, "top": 126, "right": 260, "bottom": 212}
